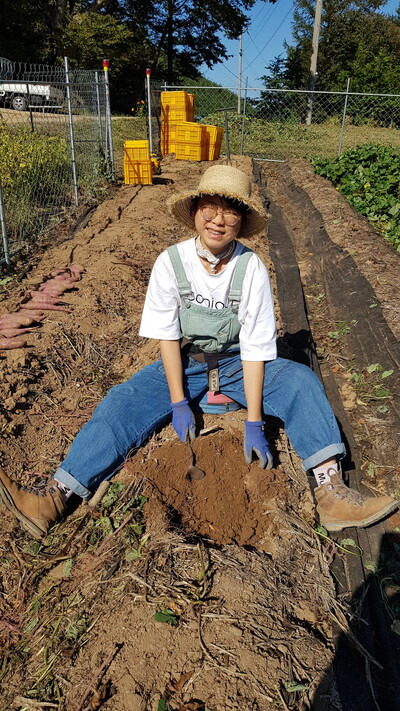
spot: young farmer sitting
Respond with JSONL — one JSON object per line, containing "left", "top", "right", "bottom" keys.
{"left": 0, "top": 165, "right": 397, "bottom": 539}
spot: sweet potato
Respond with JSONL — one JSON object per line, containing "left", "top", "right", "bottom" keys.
{"left": 51, "top": 264, "right": 84, "bottom": 277}
{"left": 0, "top": 337, "right": 27, "bottom": 350}
{"left": 0, "top": 327, "right": 37, "bottom": 338}
{"left": 70, "top": 263, "right": 85, "bottom": 275}
{"left": 16, "top": 309, "right": 45, "bottom": 320}
{"left": 0, "top": 314, "right": 36, "bottom": 327}
{"left": 53, "top": 273, "right": 80, "bottom": 283}
{"left": 39, "top": 279, "right": 71, "bottom": 295}
{"left": 20, "top": 300, "right": 71, "bottom": 313}
{"left": 28, "top": 291, "right": 68, "bottom": 305}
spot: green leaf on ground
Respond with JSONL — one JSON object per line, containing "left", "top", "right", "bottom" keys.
{"left": 284, "top": 680, "right": 309, "bottom": 692}
{"left": 154, "top": 609, "right": 179, "bottom": 626}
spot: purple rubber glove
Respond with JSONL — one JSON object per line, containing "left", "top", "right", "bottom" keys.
{"left": 171, "top": 397, "right": 196, "bottom": 442}
{"left": 244, "top": 420, "right": 273, "bottom": 469}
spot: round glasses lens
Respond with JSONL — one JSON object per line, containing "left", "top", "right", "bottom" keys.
{"left": 201, "top": 206, "right": 217, "bottom": 222}
{"left": 200, "top": 205, "right": 240, "bottom": 226}
{"left": 224, "top": 211, "right": 240, "bottom": 226}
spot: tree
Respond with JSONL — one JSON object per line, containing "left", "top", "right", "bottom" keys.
{"left": 280, "top": 0, "right": 400, "bottom": 93}
{"left": 125, "top": 0, "right": 271, "bottom": 83}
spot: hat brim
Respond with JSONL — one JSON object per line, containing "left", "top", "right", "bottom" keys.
{"left": 167, "top": 188, "right": 269, "bottom": 238}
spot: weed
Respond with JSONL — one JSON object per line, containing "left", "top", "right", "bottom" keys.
{"left": 154, "top": 608, "right": 180, "bottom": 626}
{"left": 350, "top": 363, "right": 393, "bottom": 411}
{"left": 327, "top": 319, "right": 357, "bottom": 339}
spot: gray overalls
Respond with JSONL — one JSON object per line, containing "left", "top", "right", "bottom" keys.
{"left": 167, "top": 244, "right": 253, "bottom": 393}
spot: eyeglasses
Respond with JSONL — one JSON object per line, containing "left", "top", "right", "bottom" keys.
{"left": 199, "top": 204, "right": 241, "bottom": 226}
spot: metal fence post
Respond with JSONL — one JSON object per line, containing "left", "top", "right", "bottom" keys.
{"left": 95, "top": 71, "right": 103, "bottom": 145}
{"left": 26, "top": 83, "right": 34, "bottom": 132}
{"left": 102, "top": 59, "right": 115, "bottom": 181}
{"left": 64, "top": 56, "right": 79, "bottom": 206}
{"left": 240, "top": 77, "right": 248, "bottom": 155}
{"left": 146, "top": 68, "right": 153, "bottom": 155}
{"left": 0, "top": 182, "right": 10, "bottom": 266}
{"left": 224, "top": 110, "right": 231, "bottom": 163}
{"left": 338, "top": 78, "right": 351, "bottom": 157}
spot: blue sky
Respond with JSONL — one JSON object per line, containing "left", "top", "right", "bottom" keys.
{"left": 199, "top": 0, "right": 400, "bottom": 89}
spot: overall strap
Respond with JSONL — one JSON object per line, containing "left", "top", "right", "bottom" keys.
{"left": 167, "top": 245, "right": 193, "bottom": 300}
{"left": 228, "top": 246, "right": 253, "bottom": 311}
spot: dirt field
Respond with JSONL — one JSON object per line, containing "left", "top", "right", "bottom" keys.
{"left": 0, "top": 155, "right": 399, "bottom": 711}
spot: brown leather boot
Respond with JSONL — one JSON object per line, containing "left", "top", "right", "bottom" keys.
{"left": 0, "top": 467, "right": 66, "bottom": 539}
{"left": 315, "top": 472, "right": 398, "bottom": 532}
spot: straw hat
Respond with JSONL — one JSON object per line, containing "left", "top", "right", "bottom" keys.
{"left": 167, "top": 165, "right": 268, "bottom": 238}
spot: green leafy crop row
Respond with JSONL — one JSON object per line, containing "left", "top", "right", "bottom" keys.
{"left": 0, "top": 123, "right": 69, "bottom": 197}
{"left": 311, "top": 144, "right": 400, "bottom": 251}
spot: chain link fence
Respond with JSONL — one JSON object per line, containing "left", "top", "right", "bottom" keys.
{"left": 156, "top": 84, "right": 400, "bottom": 162}
{"left": 0, "top": 57, "right": 113, "bottom": 266}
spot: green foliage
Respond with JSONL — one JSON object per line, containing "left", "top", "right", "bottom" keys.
{"left": 0, "top": 123, "right": 71, "bottom": 238}
{"left": 312, "top": 144, "right": 400, "bottom": 250}
{"left": 0, "top": 124, "right": 69, "bottom": 194}
{"left": 153, "top": 608, "right": 180, "bottom": 626}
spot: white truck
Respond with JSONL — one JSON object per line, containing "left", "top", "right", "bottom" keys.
{"left": 0, "top": 57, "right": 64, "bottom": 111}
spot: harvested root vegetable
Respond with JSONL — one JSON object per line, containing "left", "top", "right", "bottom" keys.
{"left": 0, "top": 327, "right": 37, "bottom": 338}
{"left": 20, "top": 300, "right": 71, "bottom": 313}
{"left": 51, "top": 263, "right": 84, "bottom": 277}
{"left": 16, "top": 310, "right": 45, "bottom": 320}
{"left": 39, "top": 279, "right": 72, "bottom": 295}
{"left": 53, "top": 273, "right": 80, "bottom": 283}
{"left": 0, "top": 314, "right": 37, "bottom": 327}
{"left": 26, "top": 292, "right": 69, "bottom": 307}
{"left": 70, "top": 263, "right": 85, "bottom": 276}
{"left": 39, "top": 287, "right": 70, "bottom": 298}
{"left": 0, "top": 337, "right": 27, "bottom": 350}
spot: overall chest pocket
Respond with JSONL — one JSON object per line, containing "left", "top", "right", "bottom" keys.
{"left": 180, "top": 303, "right": 240, "bottom": 353}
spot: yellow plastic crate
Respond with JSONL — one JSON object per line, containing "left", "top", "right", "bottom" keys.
{"left": 160, "top": 121, "right": 177, "bottom": 155}
{"left": 175, "top": 121, "right": 204, "bottom": 143}
{"left": 175, "top": 142, "right": 204, "bottom": 161}
{"left": 124, "top": 159, "right": 153, "bottom": 185}
{"left": 161, "top": 90, "right": 191, "bottom": 106}
{"left": 123, "top": 139, "right": 150, "bottom": 161}
{"left": 202, "top": 125, "right": 223, "bottom": 160}
{"left": 175, "top": 122, "right": 207, "bottom": 161}
{"left": 161, "top": 105, "right": 194, "bottom": 122}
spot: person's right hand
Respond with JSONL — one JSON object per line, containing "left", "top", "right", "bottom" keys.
{"left": 171, "top": 398, "right": 196, "bottom": 442}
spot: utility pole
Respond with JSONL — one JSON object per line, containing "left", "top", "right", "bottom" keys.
{"left": 238, "top": 33, "right": 243, "bottom": 114}
{"left": 306, "top": 0, "right": 323, "bottom": 125}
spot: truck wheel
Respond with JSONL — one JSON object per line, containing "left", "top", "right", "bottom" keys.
{"left": 11, "top": 94, "right": 28, "bottom": 111}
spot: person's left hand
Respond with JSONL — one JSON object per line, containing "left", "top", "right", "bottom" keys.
{"left": 243, "top": 420, "right": 273, "bottom": 469}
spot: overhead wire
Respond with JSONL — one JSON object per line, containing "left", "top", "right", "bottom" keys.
{"left": 249, "top": 0, "right": 283, "bottom": 43}
{"left": 243, "top": 2, "right": 294, "bottom": 73}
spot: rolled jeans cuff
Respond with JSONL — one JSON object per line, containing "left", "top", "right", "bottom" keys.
{"left": 302, "top": 443, "right": 346, "bottom": 472}
{"left": 54, "top": 467, "right": 92, "bottom": 500}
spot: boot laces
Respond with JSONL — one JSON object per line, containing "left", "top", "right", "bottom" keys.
{"left": 19, "top": 476, "right": 52, "bottom": 498}
{"left": 330, "top": 479, "right": 364, "bottom": 505}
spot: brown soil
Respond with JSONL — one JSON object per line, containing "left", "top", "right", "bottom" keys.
{"left": 1, "top": 154, "right": 397, "bottom": 711}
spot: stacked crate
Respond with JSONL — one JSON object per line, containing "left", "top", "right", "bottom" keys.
{"left": 123, "top": 140, "right": 153, "bottom": 185}
{"left": 161, "top": 91, "right": 194, "bottom": 156}
{"left": 203, "top": 125, "right": 224, "bottom": 160}
{"left": 161, "top": 91, "right": 223, "bottom": 161}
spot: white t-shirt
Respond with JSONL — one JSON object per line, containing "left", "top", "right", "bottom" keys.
{"left": 139, "top": 238, "right": 277, "bottom": 362}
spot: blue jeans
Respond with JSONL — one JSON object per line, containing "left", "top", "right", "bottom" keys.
{"left": 55, "top": 355, "right": 345, "bottom": 499}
